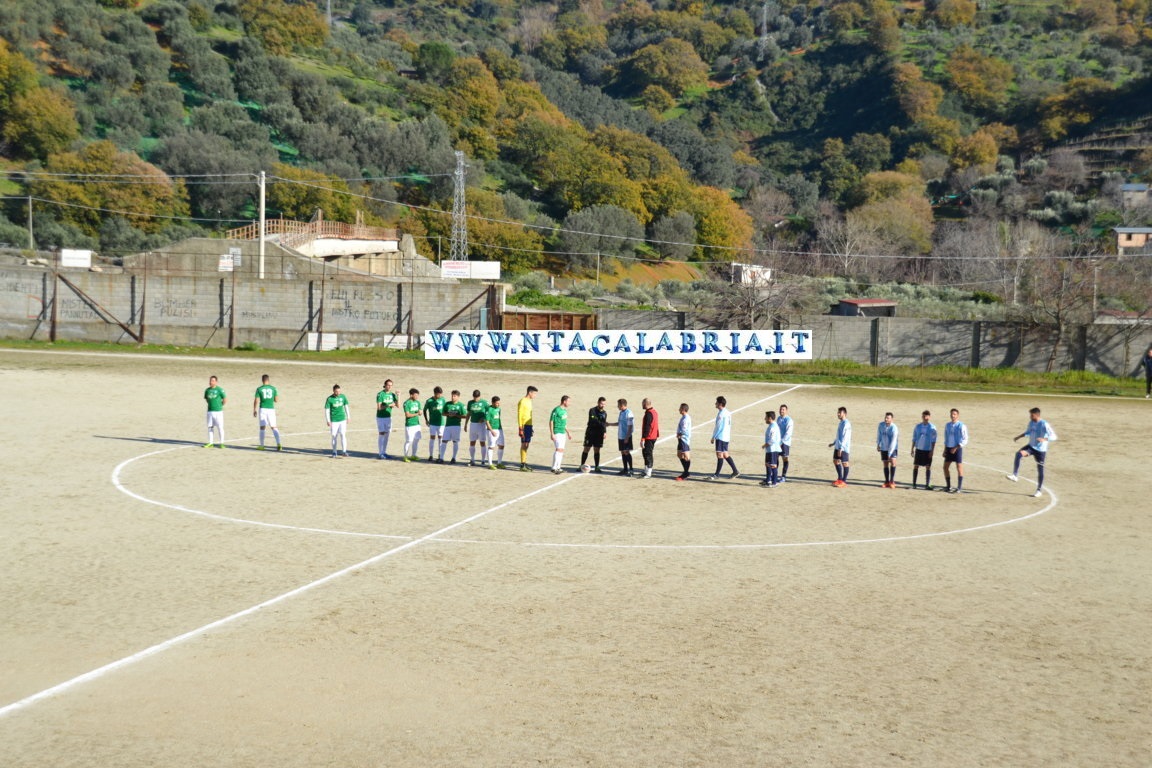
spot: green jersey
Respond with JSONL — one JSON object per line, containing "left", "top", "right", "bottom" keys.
{"left": 424, "top": 396, "right": 447, "bottom": 427}
{"left": 403, "top": 398, "right": 421, "bottom": 427}
{"left": 444, "top": 400, "right": 467, "bottom": 427}
{"left": 376, "top": 389, "right": 398, "bottom": 418}
{"left": 486, "top": 404, "right": 502, "bottom": 430}
{"left": 467, "top": 398, "right": 488, "bottom": 423}
{"left": 550, "top": 405, "right": 569, "bottom": 435}
{"left": 204, "top": 386, "right": 225, "bottom": 412}
{"left": 255, "top": 385, "right": 277, "bottom": 409}
{"left": 325, "top": 394, "right": 349, "bottom": 422}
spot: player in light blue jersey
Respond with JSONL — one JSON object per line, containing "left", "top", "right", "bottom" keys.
{"left": 707, "top": 396, "right": 739, "bottom": 480}
{"left": 876, "top": 412, "right": 899, "bottom": 488}
{"left": 1007, "top": 407, "right": 1058, "bottom": 498}
{"left": 777, "top": 404, "right": 793, "bottom": 483}
{"left": 910, "top": 410, "right": 937, "bottom": 491}
{"left": 942, "top": 408, "right": 969, "bottom": 493}
{"left": 828, "top": 406, "right": 851, "bottom": 486}
{"left": 761, "top": 410, "right": 782, "bottom": 488}
{"left": 675, "top": 403, "right": 692, "bottom": 481}
{"left": 609, "top": 399, "right": 635, "bottom": 476}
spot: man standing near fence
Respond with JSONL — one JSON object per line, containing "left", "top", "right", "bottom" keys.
{"left": 1142, "top": 346, "right": 1152, "bottom": 399}
{"left": 204, "top": 375, "right": 226, "bottom": 448}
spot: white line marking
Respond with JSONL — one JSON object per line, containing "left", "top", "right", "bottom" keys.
{"left": 0, "top": 473, "right": 583, "bottom": 719}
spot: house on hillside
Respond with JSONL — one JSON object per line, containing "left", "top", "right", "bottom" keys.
{"left": 1119, "top": 183, "right": 1151, "bottom": 209}
{"left": 1113, "top": 226, "right": 1152, "bottom": 256}
{"left": 831, "top": 298, "right": 897, "bottom": 317}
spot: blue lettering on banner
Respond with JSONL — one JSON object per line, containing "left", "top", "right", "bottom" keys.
{"left": 423, "top": 329, "right": 814, "bottom": 360}
{"left": 459, "top": 333, "right": 482, "bottom": 354}
{"left": 428, "top": 331, "right": 453, "bottom": 353}
{"left": 488, "top": 332, "right": 512, "bottom": 352}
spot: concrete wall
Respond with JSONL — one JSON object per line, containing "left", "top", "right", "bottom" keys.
{"left": 593, "top": 310, "right": 1151, "bottom": 376}
{"left": 0, "top": 264, "right": 497, "bottom": 350}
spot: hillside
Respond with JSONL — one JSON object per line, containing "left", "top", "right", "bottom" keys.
{"left": 0, "top": 0, "right": 1150, "bottom": 316}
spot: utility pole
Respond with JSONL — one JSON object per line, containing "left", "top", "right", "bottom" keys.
{"left": 27, "top": 196, "right": 33, "bottom": 251}
{"left": 449, "top": 151, "right": 469, "bottom": 261}
{"left": 258, "top": 171, "right": 266, "bottom": 279}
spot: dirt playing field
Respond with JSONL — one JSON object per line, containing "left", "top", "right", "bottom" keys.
{"left": 0, "top": 348, "right": 1149, "bottom": 767}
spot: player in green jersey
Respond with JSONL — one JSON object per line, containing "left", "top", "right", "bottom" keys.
{"left": 549, "top": 395, "right": 572, "bottom": 474}
{"left": 486, "top": 395, "right": 505, "bottom": 469}
{"left": 324, "top": 384, "right": 350, "bottom": 458}
{"left": 252, "top": 374, "right": 282, "bottom": 451}
{"left": 402, "top": 388, "right": 422, "bottom": 461}
{"left": 423, "top": 386, "right": 447, "bottom": 462}
{"left": 466, "top": 389, "right": 489, "bottom": 466}
{"left": 375, "top": 379, "right": 399, "bottom": 460}
{"left": 204, "top": 375, "right": 226, "bottom": 448}
{"left": 442, "top": 389, "right": 467, "bottom": 463}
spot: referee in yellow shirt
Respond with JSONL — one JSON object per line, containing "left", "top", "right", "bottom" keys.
{"left": 517, "top": 385, "right": 538, "bottom": 472}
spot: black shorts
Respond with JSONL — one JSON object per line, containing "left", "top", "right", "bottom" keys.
{"left": 618, "top": 437, "right": 633, "bottom": 452}
{"left": 1023, "top": 445, "right": 1046, "bottom": 465}
{"left": 677, "top": 438, "right": 690, "bottom": 453}
{"left": 880, "top": 450, "right": 898, "bottom": 462}
{"left": 944, "top": 446, "right": 963, "bottom": 464}
{"left": 833, "top": 449, "right": 850, "bottom": 463}
{"left": 764, "top": 451, "right": 779, "bottom": 465}
{"left": 521, "top": 424, "right": 534, "bottom": 443}
{"left": 583, "top": 432, "right": 605, "bottom": 449}
{"left": 914, "top": 449, "right": 934, "bottom": 467}
{"left": 780, "top": 444, "right": 790, "bottom": 457}
{"left": 714, "top": 439, "right": 730, "bottom": 453}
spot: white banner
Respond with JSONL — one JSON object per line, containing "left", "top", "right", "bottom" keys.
{"left": 59, "top": 248, "right": 93, "bottom": 268}
{"left": 441, "top": 260, "right": 502, "bottom": 280}
{"left": 424, "top": 329, "right": 812, "bottom": 360}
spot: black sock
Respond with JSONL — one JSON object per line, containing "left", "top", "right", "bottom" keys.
{"left": 593, "top": 449, "right": 600, "bottom": 467}
{"left": 912, "top": 467, "right": 919, "bottom": 486}
{"left": 725, "top": 457, "right": 738, "bottom": 472}
{"left": 781, "top": 458, "right": 788, "bottom": 477}
{"left": 715, "top": 458, "right": 724, "bottom": 475}
{"left": 580, "top": 449, "right": 589, "bottom": 465}
{"left": 843, "top": 466, "right": 850, "bottom": 481}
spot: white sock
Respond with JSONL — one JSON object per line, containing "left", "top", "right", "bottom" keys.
{"left": 272, "top": 428, "right": 280, "bottom": 446}
{"left": 451, "top": 442, "right": 459, "bottom": 460}
{"left": 259, "top": 429, "right": 265, "bottom": 447}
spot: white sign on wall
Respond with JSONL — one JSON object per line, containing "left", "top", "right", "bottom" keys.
{"left": 59, "top": 249, "right": 93, "bottom": 268}
{"left": 441, "top": 261, "right": 502, "bottom": 280}
{"left": 425, "top": 329, "right": 813, "bottom": 361}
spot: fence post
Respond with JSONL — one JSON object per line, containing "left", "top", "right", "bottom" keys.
{"left": 970, "top": 321, "right": 981, "bottom": 369}
{"left": 869, "top": 317, "right": 880, "bottom": 366}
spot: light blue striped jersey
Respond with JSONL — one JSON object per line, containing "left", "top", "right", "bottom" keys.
{"left": 944, "top": 420, "right": 968, "bottom": 448}
{"left": 778, "top": 415, "right": 793, "bottom": 446}
{"left": 1025, "top": 419, "right": 1056, "bottom": 452}
{"left": 876, "top": 422, "right": 899, "bottom": 453}
{"left": 911, "top": 422, "right": 937, "bottom": 451}
{"left": 677, "top": 413, "right": 692, "bottom": 447}
{"left": 618, "top": 408, "right": 634, "bottom": 440}
{"left": 713, "top": 408, "right": 732, "bottom": 442}
{"left": 833, "top": 419, "right": 851, "bottom": 452}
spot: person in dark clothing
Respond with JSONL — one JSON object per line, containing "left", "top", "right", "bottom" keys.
{"left": 580, "top": 397, "right": 609, "bottom": 471}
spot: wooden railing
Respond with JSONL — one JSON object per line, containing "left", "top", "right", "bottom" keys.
{"left": 227, "top": 219, "right": 399, "bottom": 249}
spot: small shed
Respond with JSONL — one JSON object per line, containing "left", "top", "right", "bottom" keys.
{"left": 1120, "top": 183, "right": 1151, "bottom": 209}
{"left": 832, "top": 298, "right": 898, "bottom": 317}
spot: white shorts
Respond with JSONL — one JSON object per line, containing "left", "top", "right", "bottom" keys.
{"left": 206, "top": 411, "right": 224, "bottom": 430}
{"left": 489, "top": 427, "right": 504, "bottom": 447}
{"left": 443, "top": 425, "right": 462, "bottom": 442}
{"left": 405, "top": 425, "right": 422, "bottom": 442}
{"left": 376, "top": 416, "right": 392, "bottom": 433}
{"left": 428, "top": 424, "right": 443, "bottom": 439}
{"left": 258, "top": 408, "right": 277, "bottom": 429}
{"left": 329, "top": 420, "right": 347, "bottom": 438}
{"left": 553, "top": 434, "right": 567, "bottom": 451}
{"left": 469, "top": 422, "right": 487, "bottom": 442}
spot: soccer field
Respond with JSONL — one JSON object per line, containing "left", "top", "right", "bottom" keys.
{"left": 1, "top": 349, "right": 1148, "bottom": 767}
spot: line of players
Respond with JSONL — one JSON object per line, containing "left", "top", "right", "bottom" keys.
{"left": 203, "top": 375, "right": 1056, "bottom": 495}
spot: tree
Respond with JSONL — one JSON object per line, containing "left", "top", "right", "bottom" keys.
{"left": 618, "top": 38, "right": 709, "bottom": 98}
{"left": 266, "top": 163, "right": 361, "bottom": 222}
{"left": 0, "top": 39, "right": 38, "bottom": 116}
{"left": 689, "top": 186, "right": 755, "bottom": 260}
{"left": 931, "top": 0, "right": 977, "bottom": 28}
{"left": 892, "top": 62, "right": 942, "bottom": 122}
{"left": 29, "top": 141, "right": 189, "bottom": 236}
{"left": 649, "top": 211, "right": 696, "bottom": 260}
{"left": 946, "top": 46, "right": 1014, "bottom": 113}
{"left": 1038, "top": 78, "right": 1113, "bottom": 142}
{"left": 2, "top": 89, "right": 80, "bottom": 160}
{"left": 558, "top": 204, "right": 645, "bottom": 270}
{"left": 238, "top": 0, "right": 326, "bottom": 55}
{"left": 415, "top": 42, "right": 456, "bottom": 83}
